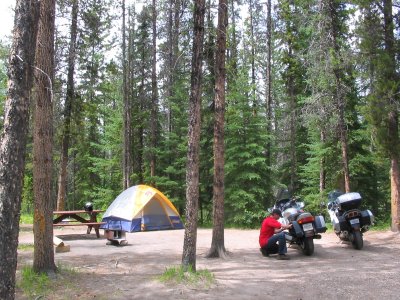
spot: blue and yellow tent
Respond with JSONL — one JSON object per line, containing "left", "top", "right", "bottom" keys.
{"left": 100, "top": 185, "right": 184, "bottom": 232}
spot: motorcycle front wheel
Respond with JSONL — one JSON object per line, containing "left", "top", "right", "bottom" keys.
{"left": 300, "top": 237, "right": 314, "bottom": 256}
{"left": 351, "top": 230, "right": 363, "bottom": 250}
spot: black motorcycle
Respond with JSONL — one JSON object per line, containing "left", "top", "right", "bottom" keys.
{"left": 327, "top": 191, "right": 374, "bottom": 250}
{"left": 274, "top": 197, "right": 326, "bottom": 256}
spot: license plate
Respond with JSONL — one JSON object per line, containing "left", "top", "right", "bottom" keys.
{"left": 350, "top": 218, "right": 360, "bottom": 225}
{"left": 302, "top": 223, "right": 314, "bottom": 231}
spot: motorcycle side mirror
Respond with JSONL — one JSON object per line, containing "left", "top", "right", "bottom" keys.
{"left": 298, "top": 201, "right": 305, "bottom": 209}
{"left": 267, "top": 207, "right": 273, "bottom": 213}
{"left": 320, "top": 201, "right": 326, "bottom": 209}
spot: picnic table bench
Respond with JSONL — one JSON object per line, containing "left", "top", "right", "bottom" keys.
{"left": 53, "top": 210, "right": 105, "bottom": 238}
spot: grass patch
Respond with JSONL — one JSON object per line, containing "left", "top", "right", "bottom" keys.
{"left": 371, "top": 219, "right": 391, "bottom": 231}
{"left": 18, "top": 243, "right": 34, "bottom": 251}
{"left": 18, "top": 266, "right": 51, "bottom": 299}
{"left": 17, "top": 264, "right": 79, "bottom": 300}
{"left": 158, "top": 265, "right": 215, "bottom": 288}
{"left": 325, "top": 218, "right": 391, "bottom": 232}
{"left": 20, "top": 213, "right": 34, "bottom": 224}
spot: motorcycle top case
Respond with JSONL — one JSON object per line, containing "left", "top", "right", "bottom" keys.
{"left": 313, "top": 215, "right": 327, "bottom": 233}
{"left": 336, "top": 192, "right": 362, "bottom": 211}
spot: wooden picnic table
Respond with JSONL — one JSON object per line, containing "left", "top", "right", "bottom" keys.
{"left": 53, "top": 210, "right": 105, "bottom": 238}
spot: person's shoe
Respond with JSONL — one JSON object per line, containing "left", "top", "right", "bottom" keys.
{"left": 276, "top": 254, "right": 290, "bottom": 260}
{"left": 260, "top": 248, "right": 269, "bottom": 257}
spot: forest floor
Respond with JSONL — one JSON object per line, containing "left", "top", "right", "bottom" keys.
{"left": 16, "top": 225, "right": 400, "bottom": 300}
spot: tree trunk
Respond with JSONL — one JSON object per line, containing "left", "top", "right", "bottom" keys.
{"left": 137, "top": 66, "right": 145, "bottom": 184}
{"left": 382, "top": 0, "right": 400, "bottom": 231}
{"left": 264, "top": 0, "right": 273, "bottom": 206}
{"left": 249, "top": 0, "right": 256, "bottom": 108}
{"left": 32, "top": 0, "right": 57, "bottom": 274}
{"left": 340, "top": 125, "right": 351, "bottom": 193}
{"left": 327, "top": 0, "right": 351, "bottom": 192}
{"left": 167, "top": 0, "right": 174, "bottom": 133}
{"left": 0, "top": 1, "right": 39, "bottom": 297}
{"left": 173, "top": 0, "right": 180, "bottom": 62}
{"left": 150, "top": 0, "right": 158, "bottom": 178}
{"left": 320, "top": 130, "right": 326, "bottom": 193}
{"left": 287, "top": 45, "right": 297, "bottom": 193}
{"left": 265, "top": 0, "right": 272, "bottom": 154}
{"left": 205, "top": 0, "right": 215, "bottom": 88}
{"left": 57, "top": 0, "right": 79, "bottom": 210}
{"left": 207, "top": 0, "right": 227, "bottom": 259}
{"left": 167, "top": 0, "right": 180, "bottom": 134}
{"left": 390, "top": 145, "right": 400, "bottom": 232}
{"left": 122, "top": 0, "right": 132, "bottom": 189}
{"left": 182, "top": 0, "right": 205, "bottom": 271}
{"left": 229, "top": 0, "right": 237, "bottom": 76}
{"left": 127, "top": 6, "right": 136, "bottom": 185}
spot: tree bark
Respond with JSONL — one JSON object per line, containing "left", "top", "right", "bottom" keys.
{"left": 57, "top": 0, "right": 79, "bottom": 210}
{"left": 182, "top": 0, "right": 205, "bottom": 271}
{"left": 0, "top": 1, "right": 39, "bottom": 297}
{"left": 32, "top": 0, "right": 57, "bottom": 273}
{"left": 207, "top": 0, "right": 227, "bottom": 259}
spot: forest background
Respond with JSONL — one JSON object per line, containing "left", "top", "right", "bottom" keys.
{"left": 0, "top": 0, "right": 399, "bottom": 229}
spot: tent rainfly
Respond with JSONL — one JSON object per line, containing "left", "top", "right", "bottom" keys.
{"left": 100, "top": 185, "right": 184, "bottom": 232}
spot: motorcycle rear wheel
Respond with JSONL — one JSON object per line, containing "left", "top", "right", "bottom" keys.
{"left": 351, "top": 230, "right": 363, "bottom": 250}
{"left": 300, "top": 237, "right": 314, "bottom": 256}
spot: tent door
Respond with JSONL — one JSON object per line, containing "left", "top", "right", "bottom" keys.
{"left": 141, "top": 197, "right": 172, "bottom": 230}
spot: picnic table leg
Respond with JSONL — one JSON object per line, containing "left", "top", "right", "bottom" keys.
{"left": 85, "top": 224, "right": 100, "bottom": 238}
{"left": 94, "top": 225, "right": 100, "bottom": 238}
{"left": 87, "top": 212, "right": 99, "bottom": 236}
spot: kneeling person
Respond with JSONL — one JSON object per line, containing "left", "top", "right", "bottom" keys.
{"left": 259, "top": 208, "right": 292, "bottom": 260}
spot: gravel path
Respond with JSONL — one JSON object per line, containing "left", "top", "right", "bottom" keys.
{"left": 16, "top": 226, "right": 400, "bottom": 299}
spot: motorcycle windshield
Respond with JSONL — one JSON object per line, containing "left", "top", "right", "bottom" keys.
{"left": 328, "top": 190, "right": 344, "bottom": 202}
{"left": 275, "top": 199, "right": 290, "bottom": 210}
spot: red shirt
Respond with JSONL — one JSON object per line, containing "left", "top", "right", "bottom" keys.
{"left": 259, "top": 216, "right": 282, "bottom": 248}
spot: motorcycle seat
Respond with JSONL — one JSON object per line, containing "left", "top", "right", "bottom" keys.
{"left": 287, "top": 212, "right": 301, "bottom": 222}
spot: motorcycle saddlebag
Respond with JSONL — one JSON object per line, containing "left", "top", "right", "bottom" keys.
{"left": 360, "top": 209, "right": 374, "bottom": 226}
{"left": 292, "top": 221, "right": 304, "bottom": 238}
{"left": 333, "top": 215, "right": 349, "bottom": 232}
{"left": 314, "top": 215, "right": 327, "bottom": 233}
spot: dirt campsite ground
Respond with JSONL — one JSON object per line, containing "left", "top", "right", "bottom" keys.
{"left": 16, "top": 225, "right": 400, "bottom": 300}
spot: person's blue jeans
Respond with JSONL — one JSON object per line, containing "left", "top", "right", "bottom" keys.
{"left": 266, "top": 232, "right": 287, "bottom": 255}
